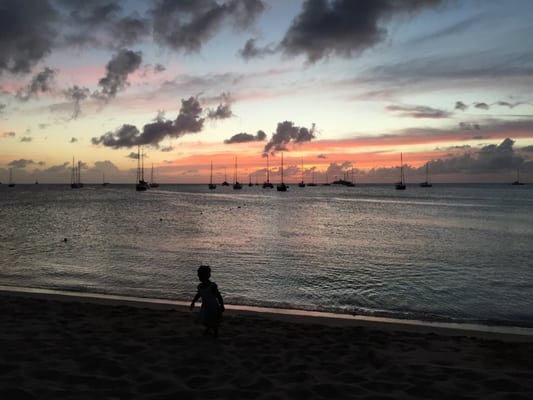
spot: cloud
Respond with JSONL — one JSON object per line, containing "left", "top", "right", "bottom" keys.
{"left": 70, "top": 137, "right": 78, "bottom": 143}
{"left": 150, "top": 0, "right": 265, "bottom": 53}
{"left": 16, "top": 67, "right": 56, "bottom": 101}
{"left": 474, "top": 102, "right": 489, "bottom": 110}
{"left": 455, "top": 101, "right": 468, "bottom": 111}
{"left": 206, "top": 92, "right": 234, "bottom": 120}
{"left": 430, "top": 138, "right": 523, "bottom": 174}
{"left": 279, "top": 0, "right": 443, "bottom": 63}
{"left": 92, "top": 96, "right": 212, "bottom": 148}
{"left": 264, "top": 121, "right": 316, "bottom": 155}
{"left": 459, "top": 122, "right": 481, "bottom": 130}
{"left": 2, "top": 131, "right": 16, "bottom": 138}
{"left": 386, "top": 104, "right": 451, "bottom": 119}
{"left": 0, "top": 0, "right": 57, "bottom": 74}
{"left": 239, "top": 38, "right": 276, "bottom": 60}
{"left": 19, "top": 136, "right": 33, "bottom": 142}
{"left": 64, "top": 85, "right": 90, "bottom": 118}
{"left": 225, "top": 130, "right": 266, "bottom": 144}
{"left": 93, "top": 49, "right": 142, "bottom": 101}
{"left": 8, "top": 159, "right": 36, "bottom": 168}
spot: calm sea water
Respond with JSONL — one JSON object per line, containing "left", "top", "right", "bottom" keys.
{"left": 1, "top": 183, "right": 532, "bottom": 327}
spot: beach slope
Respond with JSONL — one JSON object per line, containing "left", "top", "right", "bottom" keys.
{"left": 2, "top": 292, "right": 533, "bottom": 399}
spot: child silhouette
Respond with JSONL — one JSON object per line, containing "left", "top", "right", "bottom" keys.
{"left": 190, "top": 265, "right": 225, "bottom": 336}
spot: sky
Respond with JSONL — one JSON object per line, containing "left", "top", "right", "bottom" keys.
{"left": 1, "top": 0, "right": 533, "bottom": 184}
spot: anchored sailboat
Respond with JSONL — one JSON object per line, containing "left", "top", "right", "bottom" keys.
{"left": 222, "top": 167, "right": 229, "bottom": 186}
{"left": 136, "top": 146, "right": 150, "bottom": 191}
{"left": 420, "top": 162, "right": 432, "bottom": 187}
{"left": 70, "top": 158, "right": 83, "bottom": 189}
{"left": 395, "top": 153, "right": 406, "bottom": 190}
{"left": 512, "top": 168, "right": 525, "bottom": 185}
{"left": 263, "top": 154, "right": 274, "bottom": 188}
{"left": 277, "top": 153, "right": 288, "bottom": 191}
{"left": 298, "top": 159, "right": 306, "bottom": 187}
{"left": 233, "top": 156, "right": 242, "bottom": 190}
{"left": 209, "top": 161, "right": 216, "bottom": 189}
{"left": 8, "top": 168, "right": 15, "bottom": 187}
{"left": 150, "top": 163, "right": 159, "bottom": 188}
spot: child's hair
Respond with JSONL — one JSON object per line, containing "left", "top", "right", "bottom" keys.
{"left": 197, "top": 265, "right": 211, "bottom": 282}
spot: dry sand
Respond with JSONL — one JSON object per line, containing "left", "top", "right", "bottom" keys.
{"left": 1, "top": 290, "right": 533, "bottom": 400}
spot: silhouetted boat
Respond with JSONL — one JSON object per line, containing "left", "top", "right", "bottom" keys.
{"left": 263, "top": 154, "right": 274, "bottom": 188}
{"left": 136, "top": 146, "right": 150, "bottom": 191}
{"left": 420, "top": 162, "right": 432, "bottom": 187}
{"left": 298, "top": 159, "right": 306, "bottom": 187}
{"left": 233, "top": 156, "right": 242, "bottom": 190}
{"left": 150, "top": 163, "right": 159, "bottom": 188}
{"left": 102, "top": 172, "right": 110, "bottom": 187}
{"left": 307, "top": 171, "right": 317, "bottom": 186}
{"left": 395, "top": 153, "right": 406, "bottom": 190}
{"left": 511, "top": 168, "right": 524, "bottom": 185}
{"left": 277, "top": 153, "right": 288, "bottom": 191}
{"left": 8, "top": 168, "right": 15, "bottom": 187}
{"left": 208, "top": 161, "right": 216, "bottom": 189}
{"left": 70, "top": 158, "right": 83, "bottom": 189}
{"left": 222, "top": 167, "right": 230, "bottom": 186}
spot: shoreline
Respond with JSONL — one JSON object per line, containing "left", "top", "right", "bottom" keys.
{"left": 3, "top": 288, "right": 533, "bottom": 399}
{"left": 2, "top": 285, "right": 533, "bottom": 341}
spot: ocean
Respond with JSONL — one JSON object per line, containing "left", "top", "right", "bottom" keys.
{"left": 1, "top": 182, "right": 532, "bottom": 328}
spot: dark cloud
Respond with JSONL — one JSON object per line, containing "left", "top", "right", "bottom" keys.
{"left": 64, "top": 85, "right": 90, "bottom": 118}
{"left": 264, "top": 121, "right": 316, "bottom": 155}
{"left": 239, "top": 38, "right": 276, "bottom": 60}
{"left": 70, "top": 137, "right": 78, "bottom": 143}
{"left": 459, "top": 122, "right": 481, "bottom": 130}
{"left": 111, "top": 14, "right": 151, "bottom": 47}
{"left": 154, "top": 64, "right": 166, "bottom": 73}
{"left": 8, "top": 159, "right": 36, "bottom": 168}
{"left": 2, "top": 131, "right": 16, "bottom": 138}
{"left": 207, "top": 92, "right": 234, "bottom": 120}
{"left": 225, "top": 130, "right": 266, "bottom": 144}
{"left": 474, "top": 102, "right": 489, "bottom": 110}
{"left": 160, "top": 145, "right": 174, "bottom": 152}
{"left": 127, "top": 152, "right": 139, "bottom": 160}
{"left": 94, "top": 49, "right": 142, "bottom": 101}
{"left": 279, "top": 0, "right": 442, "bottom": 63}
{"left": 0, "top": 0, "right": 58, "bottom": 74}
{"left": 386, "top": 104, "right": 451, "bottom": 119}
{"left": 455, "top": 101, "right": 468, "bottom": 111}
{"left": 20, "top": 136, "right": 33, "bottom": 142}
{"left": 151, "top": 0, "right": 265, "bottom": 53}
{"left": 16, "top": 67, "right": 56, "bottom": 101}
{"left": 430, "top": 138, "right": 523, "bottom": 174}
{"left": 92, "top": 96, "right": 208, "bottom": 148}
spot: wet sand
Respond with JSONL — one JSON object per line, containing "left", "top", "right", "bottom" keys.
{"left": 2, "top": 290, "right": 533, "bottom": 399}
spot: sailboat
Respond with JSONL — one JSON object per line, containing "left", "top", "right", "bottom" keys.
{"left": 102, "top": 172, "right": 110, "bottom": 187}
{"left": 307, "top": 171, "right": 317, "bottom": 186}
{"left": 208, "top": 161, "right": 216, "bottom": 189}
{"left": 419, "top": 162, "right": 432, "bottom": 187}
{"left": 395, "top": 153, "right": 406, "bottom": 190}
{"left": 233, "top": 156, "right": 242, "bottom": 189}
{"left": 70, "top": 158, "right": 83, "bottom": 189}
{"left": 511, "top": 168, "right": 525, "bottom": 185}
{"left": 136, "top": 146, "right": 150, "bottom": 191}
{"left": 8, "top": 168, "right": 15, "bottom": 187}
{"left": 248, "top": 173, "right": 253, "bottom": 187}
{"left": 262, "top": 154, "right": 274, "bottom": 188}
{"left": 322, "top": 173, "right": 330, "bottom": 186}
{"left": 298, "top": 159, "right": 306, "bottom": 187}
{"left": 276, "top": 153, "right": 288, "bottom": 191}
{"left": 150, "top": 163, "right": 159, "bottom": 188}
{"left": 222, "top": 167, "right": 230, "bottom": 186}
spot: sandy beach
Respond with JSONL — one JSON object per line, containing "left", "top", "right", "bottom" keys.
{"left": 2, "top": 290, "right": 533, "bottom": 400}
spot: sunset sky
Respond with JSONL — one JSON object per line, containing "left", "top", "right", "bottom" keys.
{"left": 1, "top": 0, "right": 533, "bottom": 184}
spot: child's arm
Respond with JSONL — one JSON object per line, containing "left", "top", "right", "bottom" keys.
{"left": 190, "top": 292, "right": 200, "bottom": 310}
{"left": 214, "top": 286, "right": 225, "bottom": 312}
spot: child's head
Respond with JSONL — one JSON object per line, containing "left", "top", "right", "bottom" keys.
{"left": 197, "top": 265, "right": 211, "bottom": 283}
